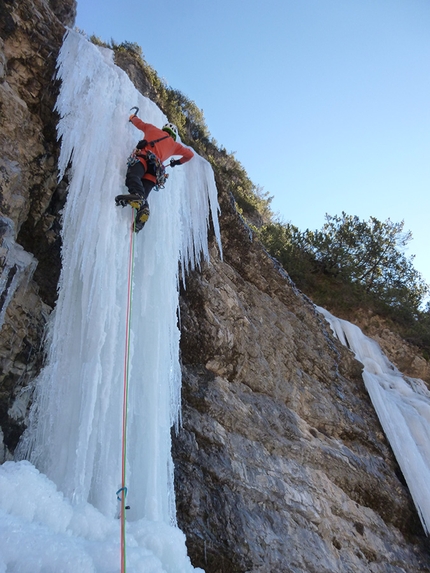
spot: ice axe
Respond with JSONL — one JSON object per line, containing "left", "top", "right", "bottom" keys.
{"left": 130, "top": 106, "right": 139, "bottom": 118}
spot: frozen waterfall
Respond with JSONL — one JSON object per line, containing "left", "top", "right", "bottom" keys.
{"left": 318, "top": 306, "right": 430, "bottom": 534}
{"left": 2, "top": 25, "right": 430, "bottom": 573}
{"left": 0, "top": 29, "right": 221, "bottom": 573}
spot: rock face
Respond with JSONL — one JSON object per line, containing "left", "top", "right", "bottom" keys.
{"left": 173, "top": 191, "right": 430, "bottom": 572}
{"left": 1, "top": 5, "right": 430, "bottom": 572}
{"left": 0, "top": 0, "right": 75, "bottom": 457}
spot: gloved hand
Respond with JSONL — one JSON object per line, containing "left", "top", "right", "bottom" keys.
{"left": 170, "top": 159, "right": 181, "bottom": 167}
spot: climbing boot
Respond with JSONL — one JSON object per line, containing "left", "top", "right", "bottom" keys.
{"left": 134, "top": 202, "right": 150, "bottom": 233}
{"left": 115, "top": 194, "right": 143, "bottom": 209}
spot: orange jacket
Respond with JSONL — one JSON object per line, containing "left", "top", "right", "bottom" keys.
{"left": 130, "top": 116, "right": 194, "bottom": 183}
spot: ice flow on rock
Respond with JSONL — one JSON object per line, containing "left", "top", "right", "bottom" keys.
{"left": 9, "top": 29, "right": 221, "bottom": 572}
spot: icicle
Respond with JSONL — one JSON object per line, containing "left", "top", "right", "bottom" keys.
{"left": 0, "top": 217, "right": 37, "bottom": 330}
{"left": 21, "top": 27, "right": 219, "bottom": 514}
{"left": 12, "top": 29, "right": 217, "bottom": 572}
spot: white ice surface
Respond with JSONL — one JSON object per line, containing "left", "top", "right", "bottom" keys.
{"left": 1, "top": 29, "right": 222, "bottom": 572}
{"left": 318, "top": 306, "right": 430, "bottom": 534}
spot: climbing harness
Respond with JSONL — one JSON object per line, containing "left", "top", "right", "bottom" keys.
{"left": 119, "top": 207, "right": 136, "bottom": 573}
{"left": 127, "top": 143, "right": 170, "bottom": 191}
{"left": 143, "top": 150, "right": 169, "bottom": 190}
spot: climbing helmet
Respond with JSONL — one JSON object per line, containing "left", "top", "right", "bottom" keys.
{"left": 162, "top": 122, "right": 178, "bottom": 141}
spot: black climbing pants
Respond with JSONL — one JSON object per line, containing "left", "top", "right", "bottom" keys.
{"left": 125, "top": 161, "right": 155, "bottom": 200}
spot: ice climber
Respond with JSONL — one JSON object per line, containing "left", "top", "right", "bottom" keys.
{"left": 115, "top": 112, "right": 194, "bottom": 232}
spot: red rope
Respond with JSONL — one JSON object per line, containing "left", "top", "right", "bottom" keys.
{"left": 120, "top": 210, "right": 136, "bottom": 573}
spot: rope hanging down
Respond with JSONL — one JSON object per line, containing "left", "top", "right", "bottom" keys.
{"left": 119, "top": 209, "right": 137, "bottom": 573}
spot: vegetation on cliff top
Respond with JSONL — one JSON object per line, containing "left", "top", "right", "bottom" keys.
{"left": 89, "top": 35, "right": 430, "bottom": 359}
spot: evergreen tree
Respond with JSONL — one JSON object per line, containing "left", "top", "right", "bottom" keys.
{"left": 307, "top": 212, "right": 428, "bottom": 313}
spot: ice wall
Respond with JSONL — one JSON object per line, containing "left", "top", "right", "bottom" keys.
{"left": 318, "top": 306, "right": 430, "bottom": 534}
{"left": 0, "top": 217, "right": 37, "bottom": 330}
{"left": 6, "top": 29, "right": 221, "bottom": 572}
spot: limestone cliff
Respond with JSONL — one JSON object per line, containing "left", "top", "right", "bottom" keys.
{"left": 172, "top": 189, "right": 430, "bottom": 572}
{"left": 0, "top": 0, "right": 75, "bottom": 456}
{"left": 1, "top": 3, "right": 430, "bottom": 572}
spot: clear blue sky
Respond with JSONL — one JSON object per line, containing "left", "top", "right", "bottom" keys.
{"left": 75, "top": 0, "right": 430, "bottom": 285}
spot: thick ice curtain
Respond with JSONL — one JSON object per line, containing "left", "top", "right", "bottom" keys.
{"left": 18, "top": 30, "right": 221, "bottom": 525}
